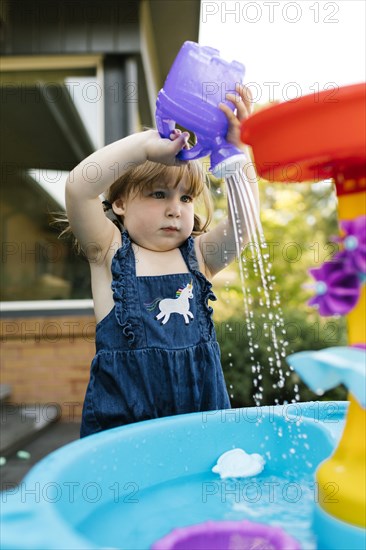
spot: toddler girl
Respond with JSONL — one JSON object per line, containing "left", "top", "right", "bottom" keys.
{"left": 65, "top": 85, "right": 258, "bottom": 436}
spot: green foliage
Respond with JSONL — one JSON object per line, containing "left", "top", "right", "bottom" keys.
{"left": 211, "top": 174, "right": 349, "bottom": 407}
{"left": 216, "top": 310, "right": 347, "bottom": 408}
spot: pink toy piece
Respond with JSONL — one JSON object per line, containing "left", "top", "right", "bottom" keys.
{"left": 151, "top": 520, "right": 301, "bottom": 550}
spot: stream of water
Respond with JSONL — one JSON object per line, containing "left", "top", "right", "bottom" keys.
{"left": 224, "top": 171, "right": 298, "bottom": 406}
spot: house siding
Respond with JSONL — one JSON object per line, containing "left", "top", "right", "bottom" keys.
{"left": 1, "top": 0, "right": 140, "bottom": 56}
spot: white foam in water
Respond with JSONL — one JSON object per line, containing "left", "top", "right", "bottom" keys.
{"left": 212, "top": 448, "right": 265, "bottom": 479}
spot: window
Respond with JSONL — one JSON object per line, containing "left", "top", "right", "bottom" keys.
{"left": 1, "top": 56, "right": 102, "bottom": 301}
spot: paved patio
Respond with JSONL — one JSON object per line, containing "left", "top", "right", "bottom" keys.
{"left": 1, "top": 421, "right": 81, "bottom": 491}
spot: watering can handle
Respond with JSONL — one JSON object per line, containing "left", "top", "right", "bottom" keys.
{"left": 156, "top": 114, "right": 207, "bottom": 161}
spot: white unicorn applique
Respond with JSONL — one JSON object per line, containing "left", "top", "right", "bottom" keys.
{"left": 144, "top": 282, "right": 194, "bottom": 325}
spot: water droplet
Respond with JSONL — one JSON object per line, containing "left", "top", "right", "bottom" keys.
{"left": 16, "top": 450, "right": 31, "bottom": 460}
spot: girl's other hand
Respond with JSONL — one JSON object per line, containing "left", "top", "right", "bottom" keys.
{"left": 219, "top": 84, "right": 253, "bottom": 151}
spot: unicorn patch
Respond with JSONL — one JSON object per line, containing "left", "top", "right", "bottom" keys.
{"left": 144, "top": 282, "right": 194, "bottom": 325}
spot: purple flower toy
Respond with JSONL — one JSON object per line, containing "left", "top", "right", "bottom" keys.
{"left": 337, "top": 216, "right": 366, "bottom": 277}
{"left": 308, "top": 261, "right": 361, "bottom": 316}
{"left": 308, "top": 215, "right": 366, "bottom": 316}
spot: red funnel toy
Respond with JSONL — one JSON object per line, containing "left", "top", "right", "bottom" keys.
{"left": 241, "top": 83, "right": 366, "bottom": 186}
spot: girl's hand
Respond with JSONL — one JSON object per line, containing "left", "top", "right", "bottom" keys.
{"left": 219, "top": 84, "right": 253, "bottom": 151}
{"left": 144, "top": 129, "right": 190, "bottom": 166}
{"left": 168, "top": 128, "right": 191, "bottom": 148}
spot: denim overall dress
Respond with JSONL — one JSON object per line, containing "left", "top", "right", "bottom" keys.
{"left": 80, "top": 231, "right": 231, "bottom": 437}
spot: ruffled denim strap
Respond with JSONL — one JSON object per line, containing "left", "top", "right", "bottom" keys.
{"left": 111, "top": 230, "right": 139, "bottom": 347}
{"left": 180, "top": 237, "right": 217, "bottom": 340}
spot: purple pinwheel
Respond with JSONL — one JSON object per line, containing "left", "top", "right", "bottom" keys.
{"left": 308, "top": 260, "right": 361, "bottom": 316}
{"left": 337, "top": 216, "right": 366, "bottom": 277}
{"left": 308, "top": 215, "right": 365, "bottom": 316}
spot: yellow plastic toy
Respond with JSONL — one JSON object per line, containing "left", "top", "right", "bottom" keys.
{"left": 241, "top": 83, "right": 366, "bottom": 545}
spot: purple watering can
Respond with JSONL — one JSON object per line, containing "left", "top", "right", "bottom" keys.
{"left": 155, "top": 41, "right": 246, "bottom": 176}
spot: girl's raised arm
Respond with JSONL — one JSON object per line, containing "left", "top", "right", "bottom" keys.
{"left": 65, "top": 129, "right": 189, "bottom": 261}
{"left": 196, "top": 85, "right": 260, "bottom": 278}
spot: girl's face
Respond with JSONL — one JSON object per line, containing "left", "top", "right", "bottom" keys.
{"left": 113, "top": 174, "right": 195, "bottom": 251}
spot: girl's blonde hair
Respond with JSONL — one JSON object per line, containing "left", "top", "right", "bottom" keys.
{"left": 56, "top": 159, "right": 213, "bottom": 252}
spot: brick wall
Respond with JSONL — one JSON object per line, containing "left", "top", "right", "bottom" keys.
{"left": 0, "top": 314, "right": 96, "bottom": 420}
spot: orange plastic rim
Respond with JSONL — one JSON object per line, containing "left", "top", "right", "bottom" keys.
{"left": 241, "top": 83, "right": 366, "bottom": 183}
